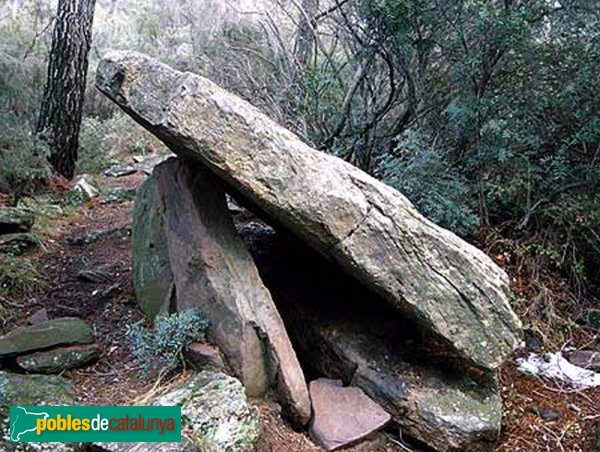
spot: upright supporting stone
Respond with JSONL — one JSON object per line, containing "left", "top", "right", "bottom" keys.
{"left": 132, "top": 157, "right": 310, "bottom": 426}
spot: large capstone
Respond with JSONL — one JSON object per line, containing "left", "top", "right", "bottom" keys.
{"left": 132, "top": 157, "right": 310, "bottom": 426}
{"left": 96, "top": 51, "right": 521, "bottom": 372}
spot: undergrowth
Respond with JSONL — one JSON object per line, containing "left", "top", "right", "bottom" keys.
{"left": 126, "top": 308, "right": 209, "bottom": 378}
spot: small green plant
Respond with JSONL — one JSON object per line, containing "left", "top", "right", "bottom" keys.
{"left": 126, "top": 308, "right": 209, "bottom": 378}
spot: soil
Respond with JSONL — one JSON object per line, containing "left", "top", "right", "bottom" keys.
{"left": 2, "top": 159, "right": 599, "bottom": 451}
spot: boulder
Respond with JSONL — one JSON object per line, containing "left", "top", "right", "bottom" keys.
{"left": 0, "top": 207, "right": 35, "bottom": 234}
{"left": 0, "top": 371, "right": 76, "bottom": 451}
{"left": 16, "top": 344, "right": 101, "bottom": 373}
{"left": 0, "top": 317, "right": 93, "bottom": 356}
{"left": 97, "top": 370, "right": 261, "bottom": 451}
{"left": 96, "top": 51, "right": 522, "bottom": 371}
{"left": 132, "top": 158, "right": 310, "bottom": 425}
{"left": 309, "top": 378, "right": 390, "bottom": 451}
{"left": 241, "top": 225, "right": 503, "bottom": 451}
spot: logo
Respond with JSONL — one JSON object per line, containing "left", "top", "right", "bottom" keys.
{"left": 10, "top": 406, "right": 181, "bottom": 443}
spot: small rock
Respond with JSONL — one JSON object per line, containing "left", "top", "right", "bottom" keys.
{"left": 101, "top": 187, "right": 137, "bottom": 204}
{"left": 70, "top": 226, "right": 130, "bottom": 246}
{"left": 104, "top": 164, "right": 137, "bottom": 178}
{"left": 78, "top": 269, "right": 111, "bottom": 283}
{"left": 72, "top": 174, "right": 99, "bottom": 200}
{"left": 0, "top": 207, "right": 35, "bottom": 234}
{"left": 0, "top": 232, "right": 39, "bottom": 255}
{"left": 309, "top": 378, "right": 391, "bottom": 451}
{"left": 26, "top": 308, "right": 49, "bottom": 325}
{"left": 16, "top": 344, "right": 101, "bottom": 373}
{"left": 565, "top": 350, "right": 600, "bottom": 372}
{"left": 184, "top": 342, "right": 226, "bottom": 371}
{"left": 0, "top": 317, "right": 93, "bottom": 356}
{"left": 527, "top": 406, "right": 561, "bottom": 421}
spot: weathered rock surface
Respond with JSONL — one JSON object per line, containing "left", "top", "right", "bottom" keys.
{"left": 96, "top": 51, "right": 522, "bottom": 371}
{"left": 309, "top": 378, "right": 390, "bottom": 451}
{"left": 0, "top": 317, "right": 93, "bottom": 356}
{"left": 184, "top": 342, "right": 227, "bottom": 371}
{"left": 241, "top": 226, "right": 503, "bottom": 451}
{"left": 0, "top": 371, "right": 76, "bottom": 451}
{"left": 565, "top": 350, "right": 600, "bottom": 372}
{"left": 16, "top": 344, "right": 101, "bottom": 373}
{"left": 96, "top": 370, "right": 261, "bottom": 452}
{"left": 0, "top": 207, "right": 35, "bottom": 234}
{"left": 132, "top": 176, "right": 174, "bottom": 320}
{"left": 132, "top": 158, "right": 310, "bottom": 425}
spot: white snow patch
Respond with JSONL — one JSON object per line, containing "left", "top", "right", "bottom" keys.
{"left": 517, "top": 352, "right": 600, "bottom": 389}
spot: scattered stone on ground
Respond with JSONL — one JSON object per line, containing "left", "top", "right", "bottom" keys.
{"left": 96, "top": 51, "right": 522, "bottom": 372}
{"left": 97, "top": 370, "right": 261, "bottom": 451}
{"left": 78, "top": 269, "right": 111, "bottom": 283}
{"left": 0, "top": 371, "right": 76, "bottom": 451}
{"left": 0, "top": 207, "right": 35, "bottom": 234}
{"left": 565, "top": 350, "right": 600, "bottom": 372}
{"left": 0, "top": 317, "right": 94, "bottom": 356}
{"left": 133, "top": 157, "right": 310, "bottom": 426}
{"left": 101, "top": 187, "right": 137, "bottom": 204}
{"left": 72, "top": 174, "right": 99, "bottom": 200}
{"left": 103, "top": 164, "right": 137, "bottom": 178}
{"left": 69, "top": 226, "right": 130, "bottom": 246}
{"left": 26, "top": 308, "right": 48, "bottom": 325}
{"left": 526, "top": 406, "right": 561, "bottom": 422}
{"left": 309, "top": 378, "right": 390, "bottom": 451}
{"left": 184, "top": 342, "right": 227, "bottom": 371}
{"left": 16, "top": 344, "right": 101, "bottom": 373}
{"left": 0, "top": 232, "right": 39, "bottom": 255}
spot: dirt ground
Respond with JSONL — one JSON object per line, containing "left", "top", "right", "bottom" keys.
{"left": 3, "top": 166, "right": 599, "bottom": 451}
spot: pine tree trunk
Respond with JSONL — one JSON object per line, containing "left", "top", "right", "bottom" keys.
{"left": 36, "top": 0, "right": 96, "bottom": 180}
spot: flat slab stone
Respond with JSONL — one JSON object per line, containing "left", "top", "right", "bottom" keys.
{"left": 96, "top": 51, "right": 522, "bottom": 371}
{"left": 16, "top": 344, "right": 101, "bottom": 373}
{"left": 309, "top": 378, "right": 390, "bottom": 451}
{"left": 0, "top": 317, "right": 93, "bottom": 356}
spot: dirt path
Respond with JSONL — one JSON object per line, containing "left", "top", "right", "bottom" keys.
{"left": 3, "top": 161, "right": 599, "bottom": 452}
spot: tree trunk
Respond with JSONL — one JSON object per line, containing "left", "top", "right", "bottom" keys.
{"left": 36, "top": 0, "right": 96, "bottom": 180}
{"left": 292, "top": 0, "right": 316, "bottom": 81}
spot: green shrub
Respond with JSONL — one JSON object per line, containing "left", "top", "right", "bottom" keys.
{"left": 126, "top": 308, "right": 209, "bottom": 378}
{"left": 378, "top": 131, "right": 480, "bottom": 237}
{"left": 0, "top": 114, "right": 52, "bottom": 197}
